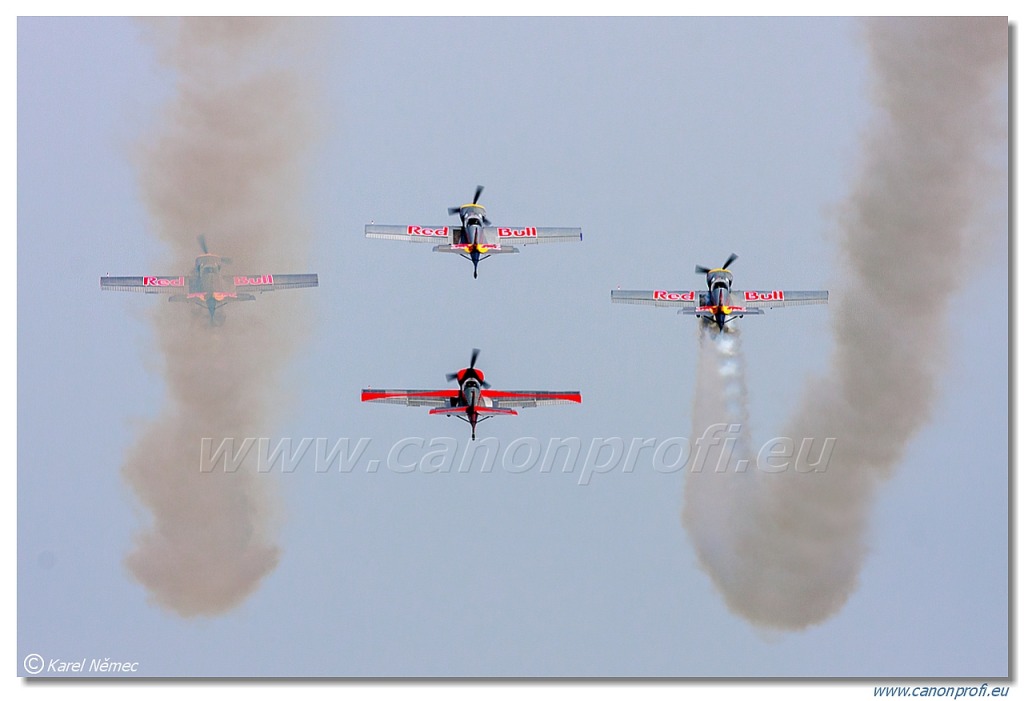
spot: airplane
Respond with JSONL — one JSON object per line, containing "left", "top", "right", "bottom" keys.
{"left": 610, "top": 253, "right": 828, "bottom": 331}
{"left": 364, "top": 186, "right": 583, "bottom": 278}
{"left": 361, "top": 348, "right": 582, "bottom": 440}
{"left": 100, "top": 235, "right": 319, "bottom": 324}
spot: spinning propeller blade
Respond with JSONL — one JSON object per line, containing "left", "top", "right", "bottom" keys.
{"left": 447, "top": 348, "right": 490, "bottom": 387}
{"left": 696, "top": 253, "right": 738, "bottom": 275}
{"left": 449, "top": 185, "right": 487, "bottom": 220}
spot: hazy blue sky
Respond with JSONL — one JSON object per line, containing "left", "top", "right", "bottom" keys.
{"left": 16, "top": 15, "right": 1008, "bottom": 686}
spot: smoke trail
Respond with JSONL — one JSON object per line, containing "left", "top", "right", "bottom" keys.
{"left": 683, "top": 17, "right": 1006, "bottom": 629}
{"left": 121, "top": 18, "right": 322, "bottom": 616}
{"left": 683, "top": 327, "right": 758, "bottom": 583}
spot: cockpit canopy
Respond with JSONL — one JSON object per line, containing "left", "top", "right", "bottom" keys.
{"left": 459, "top": 204, "right": 486, "bottom": 227}
{"left": 196, "top": 254, "right": 222, "bottom": 275}
{"left": 707, "top": 269, "right": 734, "bottom": 290}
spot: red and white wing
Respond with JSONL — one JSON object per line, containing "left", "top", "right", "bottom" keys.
{"left": 365, "top": 224, "right": 456, "bottom": 244}
{"left": 731, "top": 290, "right": 829, "bottom": 309}
{"left": 480, "top": 390, "right": 582, "bottom": 409}
{"left": 489, "top": 226, "right": 582, "bottom": 245}
{"left": 610, "top": 289, "right": 703, "bottom": 309}
{"left": 100, "top": 275, "right": 192, "bottom": 293}
{"left": 233, "top": 274, "right": 318, "bottom": 293}
{"left": 361, "top": 389, "right": 459, "bottom": 408}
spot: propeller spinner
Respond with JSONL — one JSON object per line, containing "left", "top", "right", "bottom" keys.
{"left": 446, "top": 348, "right": 491, "bottom": 388}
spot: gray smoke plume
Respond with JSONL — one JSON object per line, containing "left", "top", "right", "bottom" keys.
{"left": 121, "top": 18, "right": 322, "bottom": 616}
{"left": 683, "top": 17, "right": 1006, "bottom": 629}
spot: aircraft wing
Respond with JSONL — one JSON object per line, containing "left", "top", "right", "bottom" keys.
{"left": 731, "top": 290, "right": 829, "bottom": 309}
{"left": 361, "top": 389, "right": 459, "bottom": 408}
{"left": 487, "top": 227, "right": 583, "bottom": 244}
{"left": 365, "top": 224, "right": 456, "bottom": 243}
{"left": 100, "top": 275, "right": 191, "bottom": 293}
{"left": 610, "top": 289, "right": 704, "bottom": 307}
{"left": 233, "top": 274, "right": 319, "bottom": 292}
{"left": 480, "top": 390, "right": 582, "bottom": 408}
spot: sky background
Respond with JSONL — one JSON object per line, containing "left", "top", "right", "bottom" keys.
{"left": 16, "top": 16, "right": 1009, "bottom": 682}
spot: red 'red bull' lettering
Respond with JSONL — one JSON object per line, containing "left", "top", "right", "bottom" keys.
{"left": 234, "top": 275, "right": 274, "bottom": 286}
{"left": 744, "top": 290, "right": 785, "bottom": 302}
{"left": 653, "top": 290, "right": 695, "bottom": 302}
{"left": 143, "top": 276, "right": 185, "bottom": 287}
{"left": 407, "top": 226, "right": 449, "bottom": 237}
{"left": 496, "top": 227, "right": 538, "bottom": 238}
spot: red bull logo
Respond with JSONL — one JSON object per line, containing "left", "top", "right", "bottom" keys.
{"left": 453, "top": 243, "right": 501, "bottom": 252}
{"left": 143, "top": 276, "right": 185, "bottom": 287}
{"left": 234, "top": 275, "right": 274, "bottom": 286}
{"left": 744, "top": 290, "right": 785, "bottom": 302}
{"left": 652, "top": 290, "right": 695, "bottom": 302}
{"left": 407, "top": 226, "right": 449, "bottom": 237}
{"left": 496, "top": 227, "right": 537, "bottom": 238}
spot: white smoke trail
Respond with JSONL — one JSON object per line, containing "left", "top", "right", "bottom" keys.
{"left": 121, "top": 18, "right": 322, "bottom": 617}
{"left": 682, "top": 17, "right": 1006, "bottom": 629}
{"left": 683, "top": 326, "right": 758, "bottom": 585}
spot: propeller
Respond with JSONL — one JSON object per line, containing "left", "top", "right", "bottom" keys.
{"left": 196, "top": 234, "right": 231, "bottom": 265}
{"left": 446, "top": 348, "right": 491, "bottom": 387}
{"left": 695, "top": 253, "right": 738, "bottom": 275}
{"left": 448, "top": 186, "right": 491, "bottom": 225}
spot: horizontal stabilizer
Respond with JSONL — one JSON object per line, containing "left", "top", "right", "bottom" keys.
{"left": 428, "top": 407, "right": 470, "bottom": 416}
{"left": 433, "top": 244, "right": 519, "bottom": 255}
{"left": 681, "top": 307, "right": 763, "bottom": 316}
{"left": 474, "top": 407, "right": 518, "bottom": 416}
{"left": 427, "top": 406, "right": 517, "bottom": 417}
